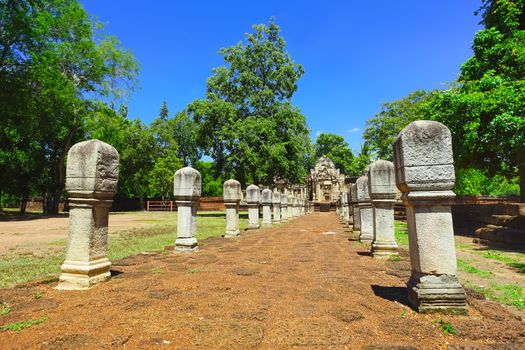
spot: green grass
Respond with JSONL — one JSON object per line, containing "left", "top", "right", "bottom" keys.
{"left": 0, "top": 303, "right": 11, "bottom": 316}
{"left": 0, "top": 317, "right": 47, "bottom": 332}
{"left": 471, "top": 249, "right": 525, "bottom": 274}
{"left": 0, "top": 212, "right": 244, "bottom": 289}
{"left": 457, "top": 259, "right": 493, "bottom": 278}
{"left": 394, "top": 221, "right": 409, "bottom": 246}
{"left": 432, "top": 320, "right": 457, "bottom": 335}
{"left": 465, "top": 281, "right": 524, "bottom": 309}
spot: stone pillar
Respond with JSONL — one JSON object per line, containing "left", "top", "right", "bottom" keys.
{"left": 393, "top": 120, "right": 466, "bottom": 314}
{"left": 288, "top": 194, "right": 294, "bottom": 219}
{"left": 272, "top": 190, "right": 281, "bottom": 223}
{"left": 343, "top": 192, "right": 350, "bottom": 225}
{"left": 280, "top": 192, "right": 288, "bottom": 222}
{"left": 368, "top": 160, "right": 398, "bottom": 258}
{"left": 347, "top": 188, "right": 354, "bottom": 227}
{"left": 261, "top": 189, "right": 273, "bottom": 226}
{"left": 174, "top": 167, "right": 201, "bottom": 252}
{"left": 223, "top": 179, "right": 242, "bottom": 238}
{"left": 246, "top": 184, "right": 261, "bottom": 230}
{"left": 57, "top": 140, "right": 119, "bottom": 290}
{"left": 351, "top": 184, "right": 360, "bottom": 235}
{"left": 292, "top": 195, "right": 299, "bottom": 218}
{"left": 356, "top": 175, "right": 373, "bottom": 242}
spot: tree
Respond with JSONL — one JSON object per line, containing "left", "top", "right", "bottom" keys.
{"left": 0, "top": 0, "right": 139, "bottom": 213}
{"left": 188, "top": 19, "right": 310, "bottom": 186}
{"left": 314, "top": 133, "right": 354, "bottom": 175}
{"left": 159, "top": 101, "right": 169, "bottom": 122}
{"left": 170, "top": 111, "right": 202, "bottom": 166}
{"left": 428, "top": 0, "right": 525, "bottom": 201}
{"left": 363, "top": 90, "right": 436, "bottom": 160}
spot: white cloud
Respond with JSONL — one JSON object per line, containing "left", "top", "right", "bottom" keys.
{"left": 315, "top": 131, "right": 322, "bottom": 137}
{"left": 347, "top": 127, "right": 360, "bottom": 133}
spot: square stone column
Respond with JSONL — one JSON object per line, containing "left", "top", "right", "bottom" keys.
{"left": 347, "top": 188, "right": 354, "bottom": 227}
{"left": 272, "top": 190, "right": 281, "bottom": 223}
{"left": 368, "top": 160, "right": 398, "bottom": 258}
{"left": 224, "top": 179, "right": 242, "bottom": 237}
{"left": 356, "top": 175, "right": 373, "bottom": 242}
{"left": 288, "top": 194, "right": 295, "bottom": 219}
{"left": 342, "top": 192, "right": 350, "bottom": 224}
{"left": 174, "top": 167, "right": 201, "bottom": 252}
{"left": 351, "top": 184, "right": 360, "bottom": 235}
{"left": 393, "top": 120, "right": 467, "bottom": 314}
{"left": 246, "top": 184, "right": 261, "bottom": 230}
{"left": 280, "top": 193, "right": 288, "bottom": 222}
{"left": 261, "top": 189, "right": 273, "bottom": 227}
{"left": 57, "top": 139, "right": 119, "bottom": 290}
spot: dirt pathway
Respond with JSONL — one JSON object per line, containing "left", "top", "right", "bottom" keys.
{"left": 0, "top": 213, "right": 523, "bottom": 349}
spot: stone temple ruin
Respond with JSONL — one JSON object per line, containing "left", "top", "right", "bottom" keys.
{"left": 307, "top": 156, "right": 346, "bottom": 211}
{"left": 56, "top": 120, "right": 468, "bottom": 315}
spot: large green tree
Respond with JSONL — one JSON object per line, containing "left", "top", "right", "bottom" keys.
{"left": 314, "top": 133, "right": 355, "bottom": 175}
{"left": 363, "top": 90, "right": 436, "bottom": 160}
{"left": 0, "top": 0, "right": 138, "bottom": 213}
{"left": 188, "top": 20, "right": 310, "bottom": 186}
{"left": 428, "top": 0, "right": 525, "bottom": 201}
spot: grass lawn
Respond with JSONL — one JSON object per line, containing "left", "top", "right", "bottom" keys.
{"left": 0, "top": 211, "right": 247, "bottom": 289}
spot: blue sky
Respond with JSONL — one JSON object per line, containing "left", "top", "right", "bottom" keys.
{"left": 81, "top": 1, "right": 482, "bottom": 152}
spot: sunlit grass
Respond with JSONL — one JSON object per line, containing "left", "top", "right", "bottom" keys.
{"left": 394, "top": 220, "right": 409, "bottom": 247}
{"left": 0, "top": 211, "right": 245, "bottom": 289}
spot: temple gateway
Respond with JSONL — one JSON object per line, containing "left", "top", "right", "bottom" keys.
{"left": 307, "top": 156, "right": 346, "bottom": 207}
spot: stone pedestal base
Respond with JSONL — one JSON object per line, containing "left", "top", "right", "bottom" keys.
{"left": 56, "top": 258, "right": 111, "bottom": 290}
{"left": 372, "top": 241, "right": 399, "bottom": 257}
{"left": 407, "top": 274, "right": 467, "bottom": 314}
{"left": 225, "top": 229, "right": 240, "bottom": 238}
{"left": 175, "top": 237, "right": 198, "bottom": 252}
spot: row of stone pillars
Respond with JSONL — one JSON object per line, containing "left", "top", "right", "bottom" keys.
{"left": 56, "top": 141, "right": 311, "bottom": 290}
{"left": 337, "top": 120, "right": 467, "bottom": 314}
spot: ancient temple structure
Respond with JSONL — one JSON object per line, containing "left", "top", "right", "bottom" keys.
{"left": 307, "top": 156, "right": 346, "bottom": 205}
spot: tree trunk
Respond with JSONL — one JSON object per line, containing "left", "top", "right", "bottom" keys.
{"left": 519, "top": 155, "right": 525, "bottom": 203}
{"left": 20, "top": 191, "right": 28, "bottom": 215}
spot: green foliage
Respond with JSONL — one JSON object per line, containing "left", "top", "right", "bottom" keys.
{"left": 457, "top": 259, "right": 493, "bottom": 278}
{"left": 364, "top": 90, "right": 437, "bottom": 160}
{"left": 0, "top": 0, "right": 139, "bottom": 213}
{"left": 194, "top": 161, "right": 223, "bottom": 196}
{"left": 428, "top": 0, "right": 525, "bottom": 201}
{"left": 188, "top": 19, "right": 310, "bottom": 185}
{"left": 432, "top": 320, "right": 457, "bottom": 336}
{"left": 0, "top": 317, "right": 47, "bottom": 332}
{"left": 314, "top": 133, "right": 354, "bottom": 174}
{"left": 454, "top": 168, "right": 520, "bottom": 196}
{"left": 0, "top": 303, "right": 10, "bottom": 316}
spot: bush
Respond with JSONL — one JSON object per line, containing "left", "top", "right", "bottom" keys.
{"left": 454, "top": 168, "right": 519, "bottom": 196}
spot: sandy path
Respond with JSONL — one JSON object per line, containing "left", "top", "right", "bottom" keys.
{"left": 0, "top": 212, "right": 175, "bottom": 255}
{"left": 0, "top": 212, "right": 523, "bottom": 349}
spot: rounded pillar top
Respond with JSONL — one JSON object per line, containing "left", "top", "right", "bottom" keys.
{"left": 246, "top": 184, "right": 261, "bottom": 204}
{"left": 272, "top": 190, "right": 281, "bottom": 204}
{"left": 174, "top": 166, "right": 202, "bottom": 197}
{"left": 66, "top": 139, "right": 119, "bottom": 196}
{"left": 280, "top": 193, "right": 288, "bottom": 205}
{"left": 223, "top": 179, "right": 242, "bottom": 202}
{"left": 261, "top": 188, "right": 273, "bottom": 205}
{"left": 393, "top": 120, "right": 455, "bottom": 192}
{"left": 356, "top": 175, "right": 371, "bottom": 202}
{"left": 368, "top": 160, "right": 396, "bottom": 199}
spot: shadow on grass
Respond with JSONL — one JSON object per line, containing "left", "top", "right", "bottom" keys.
{"left": 371, "top": 285, "right": 410, "bottom": 307}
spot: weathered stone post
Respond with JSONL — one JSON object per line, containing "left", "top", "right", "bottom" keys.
{"left": 261, "top": 189, "right": 273, "bottom": 226}
{"left": 223, "top": 179, "right": 242, "bottom": 238}
{"left": 356, "top": 175, "right": 373, "bottom": 242}
{"left": 343, "top": 192, "right": 350, "bottom": 225}
{"left": 272, "top": 190, "right": 281, "bottom": 223}
{"left": 280, "top": 192, "right": 288, "bottom": 222}
{"left": 368, "top": 160, "right": 398, "bottom": 258}
{"left": 351, "top": 184, "right": 360, "bottom": 235}
{"left": 287, "top": 194, "right": 294, "bottom": 219}
{"left": 393, "top": 120, "right": 466, "bottom": 314}
{"left": 246, "top": 184, "right": 261, "bottom": 230}
{"left": 57, "top": 140, "right": 119, "bottom": 290}
{"left": 292, "top": 195, "right": 299, "bottom": 218}
{"left": 347, "top": 188, "right": 354, "bottom": 227}
{"left": 174, "top": 167, "right": 201, "bottom": 252}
